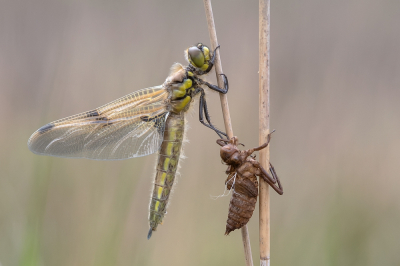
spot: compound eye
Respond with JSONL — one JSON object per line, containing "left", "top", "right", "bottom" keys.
{"left": 188, "top": 46, "right": 205, "bottom": 68}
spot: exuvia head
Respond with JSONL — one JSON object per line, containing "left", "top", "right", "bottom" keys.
{"left": 217, "top": 137, "right": 241, "bottom": 166}
{"left": 185, "top": 43, "right": 213, "bottom": 74}
{"left": 221, "top": 146, "right": 240, "bottom": 166}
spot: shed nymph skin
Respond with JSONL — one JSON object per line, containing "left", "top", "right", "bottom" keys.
{"left": 217, "top": 133, "right": 283, "bottom": 235}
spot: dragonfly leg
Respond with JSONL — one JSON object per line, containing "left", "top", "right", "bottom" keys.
{"left": 244, "top": 130, "right": 275, "bottom": 157}
{"left": 196, "top": 74, "right": 229, "bottom": 94}
{"left": 247, "top": 130, "right": 276, "bottom": 154}
{"left": 209, "top": 45, "right": 220, "bottom": 65}
{"left": 196, "top": 88, "right": 227, "bottom": 138}
{"left": 255, "top": 161, "right": 283, "bottom": 195}
{"left": 269, "top": 162, "right": 283, "bottom": 195}
{"left": 207, "top": 44, "right": 229, "bottom": 93}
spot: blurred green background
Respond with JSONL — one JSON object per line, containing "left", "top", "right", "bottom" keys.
{"left": 1, "top": 0, "right": 400, "bottom": 265}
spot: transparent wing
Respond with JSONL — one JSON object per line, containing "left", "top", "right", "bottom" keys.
{"left": 28, "top": 86, "right": 170, "bottom": 160}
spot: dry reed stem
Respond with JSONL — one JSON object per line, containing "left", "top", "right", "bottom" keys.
{"left": 203, "top": 1, "right": 254, "bottom": 266}
{"left": 202, "top": 0, "right": 233, "bottom": 138}
{"left": 259, "top": 0, "right": 271, "bottom": 265}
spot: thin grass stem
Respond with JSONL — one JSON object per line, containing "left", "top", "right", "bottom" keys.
{"left": 259, "top": 0, "right": 271, "bottom": 265}
{"left": 202, "top": 1, "right": 254, "bottom": 266}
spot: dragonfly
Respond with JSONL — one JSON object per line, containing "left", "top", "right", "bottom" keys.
{"left": 28, "top": 43, "right": 229, "bottom": 239}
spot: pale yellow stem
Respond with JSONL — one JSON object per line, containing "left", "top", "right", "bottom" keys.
{"left": 203, "top": 1, "right": 254, "bottom": 266}
{"left": 259, "top": 0, "right": 271, "bottom": 265}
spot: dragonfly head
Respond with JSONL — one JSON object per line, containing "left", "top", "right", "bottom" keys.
{"left": 186, "top": 43, "right": 213, "bottom": 74}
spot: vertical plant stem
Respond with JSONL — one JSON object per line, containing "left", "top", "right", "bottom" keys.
{"left": 259, "top": 0, "right": 271, "bottom": 266}
{"left": 203, "top": 1, "right": 253, "bottom": 266}
{"left": 203, "top": 0, "right": 233, "bottom": 138}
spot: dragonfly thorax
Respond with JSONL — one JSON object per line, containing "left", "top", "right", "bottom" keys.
{"left": 165, "top": 64, "right": 197, "bottom": 113}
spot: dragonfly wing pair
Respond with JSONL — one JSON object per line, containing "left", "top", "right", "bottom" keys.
{"left": 28, "top": 43, "right": 229, "bottom": 238}
{"left": 28, "top": 86, "right": 169, "bottom": 160}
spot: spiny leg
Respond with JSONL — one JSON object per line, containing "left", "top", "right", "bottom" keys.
{"left": 195, "top": 74, "right": 229, "bottom": 94}
{"left": 200, "top": 91, "right": 228, "bottom": 138}
{"left": 269, "top": 162, "right": 283, "bottom": 194}
{"left": 245, "top": 130, "right": 275, "bottom": 156}
{"left": 252, "top": 130, "right": 275, "bottom": 151}
{"left": 216, "top": 138, "right": 229, "bottom": 146}
{"left": 199, "top": 90, "right": 227, "bottom": 138}
{"left": 196, "top": 88, "right": 227, "bottom": 139}
{"left": 200, "top": 90, "right": 224, "bottom": 134}
{"left": 254, "top": 160, "right": 283, "bottom": 195}
{"left": 209, "top": 45, "right": 220, "bottom": 66}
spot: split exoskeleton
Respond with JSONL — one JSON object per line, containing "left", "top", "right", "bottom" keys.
{"left": 217, "top": 132, "right": 283, "bottom": 235}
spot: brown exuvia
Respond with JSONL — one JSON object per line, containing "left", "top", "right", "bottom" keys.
{"left": 217, "top": 132, "right": 283, "bottom": 235}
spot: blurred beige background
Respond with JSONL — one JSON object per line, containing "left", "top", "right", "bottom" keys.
{"left": 1, "top": 0, "right": 400, "bottom": 265}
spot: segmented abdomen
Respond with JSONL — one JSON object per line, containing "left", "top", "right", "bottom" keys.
{"left": 225, "top": 175, "right": 259, "bottom": 235}
{"left": 148, "top": 112, "right": 184, "bottom": 237}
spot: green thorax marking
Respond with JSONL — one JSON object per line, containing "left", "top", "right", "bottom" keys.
{"left": 170, "top": 72, "right": 197, "bottom": 113}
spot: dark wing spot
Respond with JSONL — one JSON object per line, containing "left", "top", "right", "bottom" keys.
{"left": 141, "top": 113, "right": 168, "bottom": 134}
{"left": 37, "top": 123, "right": 54, "bottom": 134}
{"left": 140, "top": 116, "right": 152, "bottom": 122}
{"left": 140, "top": 112, "right": 168, "bottom": 123}
{"left": 97, "top": 116, "right": 108, "bottom": 121}
{"left": 86, "top": 110, "right": 100, "bottom": 117}
{"left": 154, "top": 113, "right": 168, "bottom": 134}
